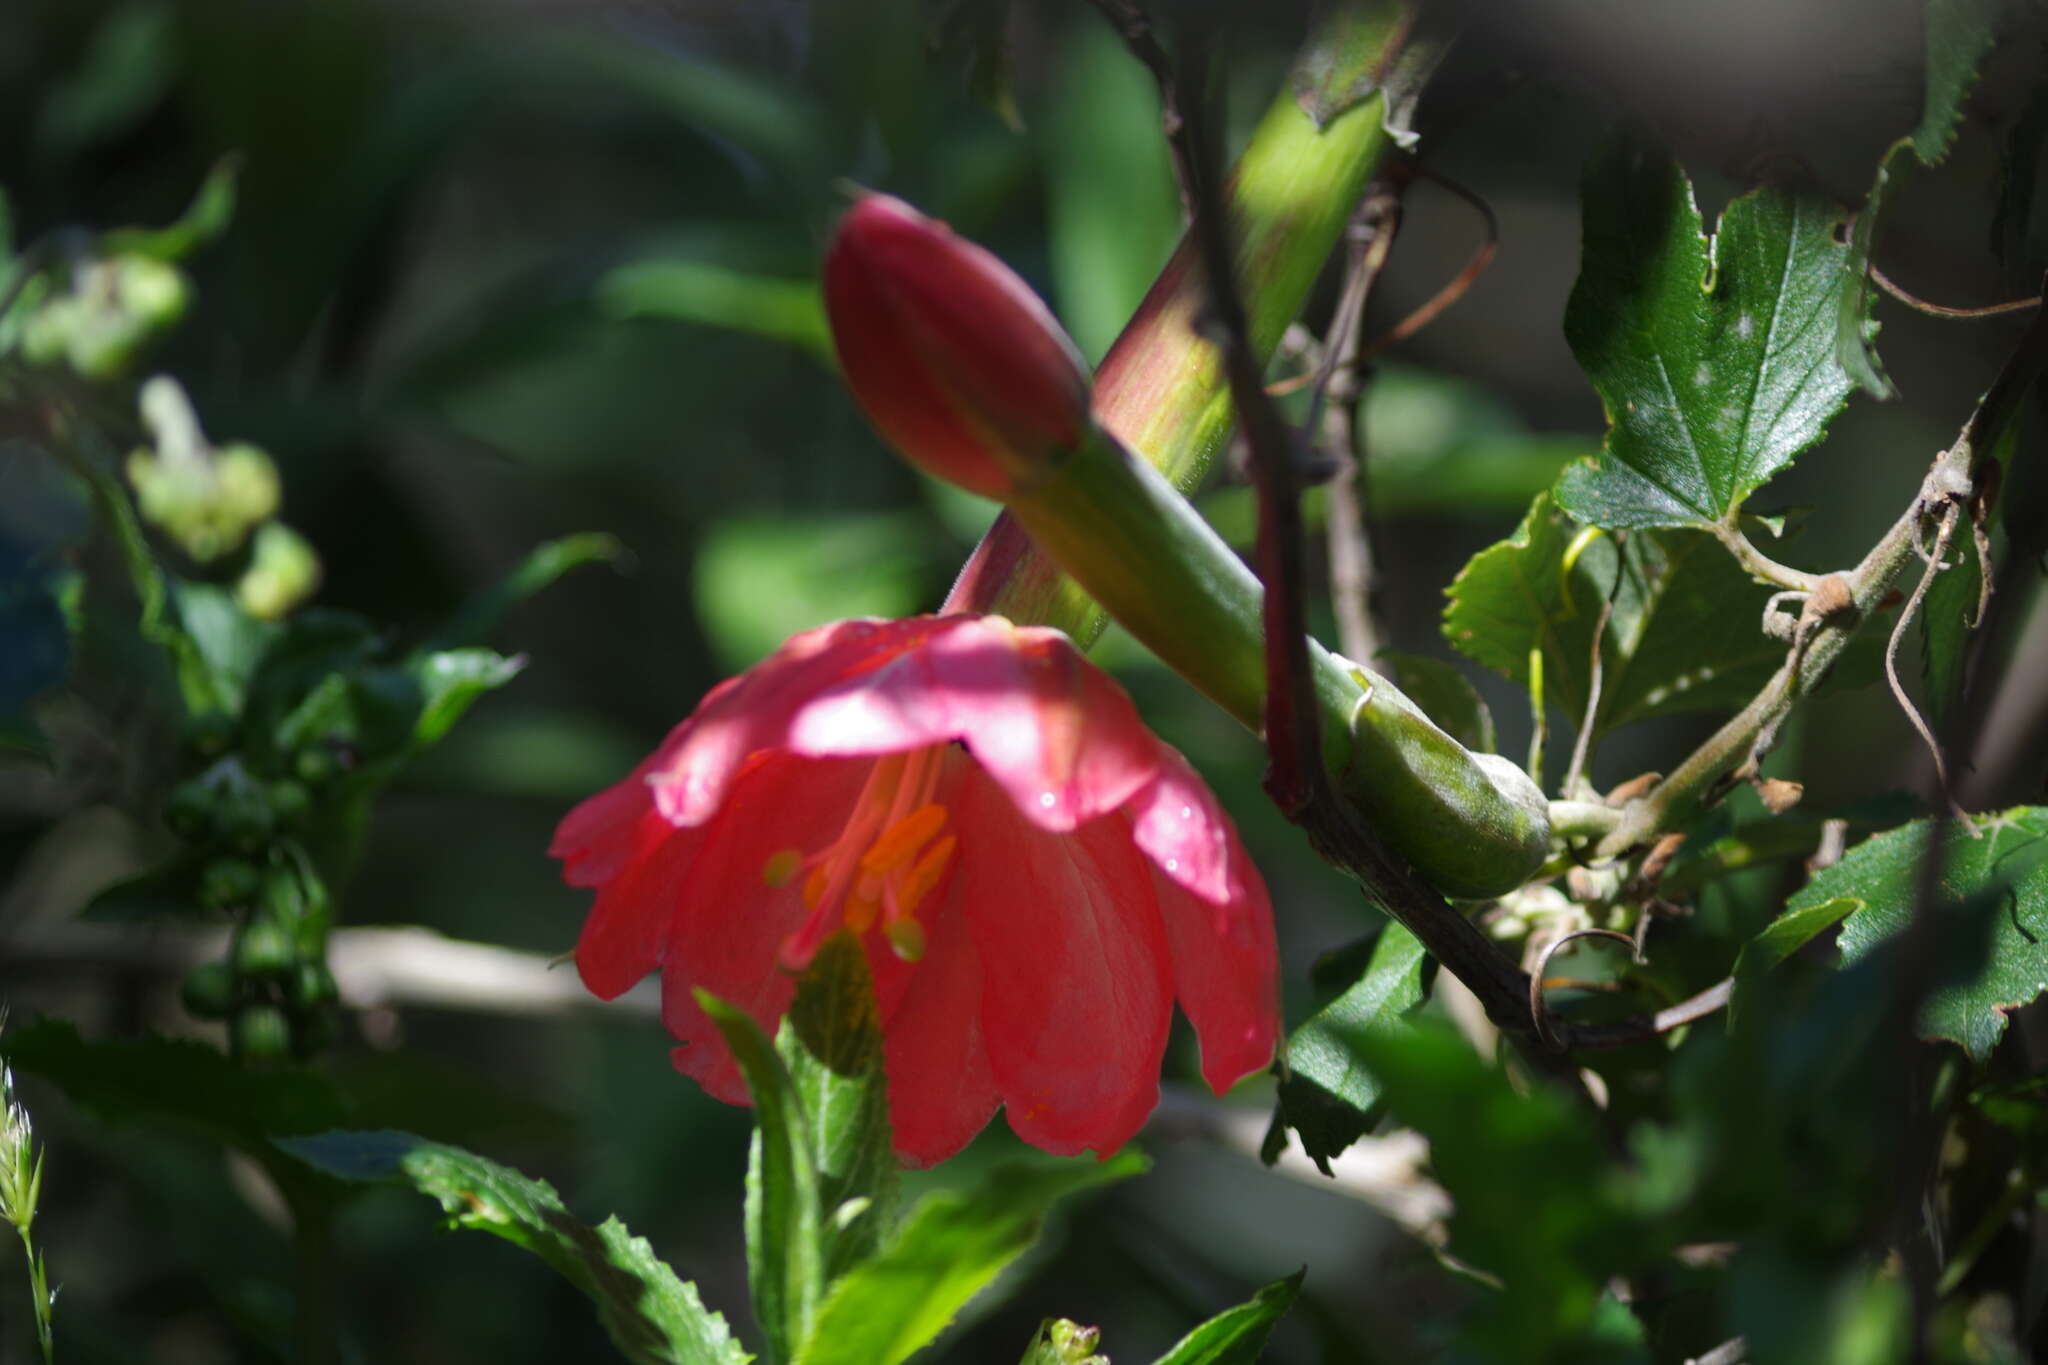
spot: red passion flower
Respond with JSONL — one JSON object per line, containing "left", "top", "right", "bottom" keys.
{"left": 552, "top": 614, "right": 1279, "bottom": 1165}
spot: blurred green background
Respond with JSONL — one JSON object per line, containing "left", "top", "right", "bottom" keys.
{"left": 3, "top": 0, "right": 2044, "bottom": 1360}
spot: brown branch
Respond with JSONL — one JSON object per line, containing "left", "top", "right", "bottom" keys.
{"left": 1355, "top": 167, "right": 1500, "bottom": 363}
{"left": 1870, "top": 263, "right": 2041, "bottom": 320}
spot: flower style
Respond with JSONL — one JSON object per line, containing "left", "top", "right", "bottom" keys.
{"left": 552, "top": 614, "right": 1278, "bottom": 1165}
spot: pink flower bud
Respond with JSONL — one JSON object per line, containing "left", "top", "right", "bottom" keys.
{"left": 823, "top": 193, "right": 1092, "bottom": 499}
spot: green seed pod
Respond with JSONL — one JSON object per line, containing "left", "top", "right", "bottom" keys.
{"left": 179, "top": 961, "right": 240, "bottom": 1019}
{"left": 234, "top": 916, "right": 295, "bottom": 978}
{"left": 1338, "top": 665, "right": 1550, "bottom": 900}
{"left": 233, "top": 1004, "right": 292, "bottom": 1062}
{"left": 199, "top": 857, "right": 262, "bottom": 910}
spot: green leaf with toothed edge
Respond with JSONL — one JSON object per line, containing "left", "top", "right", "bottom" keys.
{"left": 1443, "top": 492, "right": 1788, "bottom": 741}
{"left": 793, "top": 1151, "right": 1146, "bottom": 1365}
{"left": 1916, "top": 0, "right": 1999, "bottom": 166}
{"left": 276, "top": 1129, "right": 751, "bottom": 1365}
{"left": 1556, "top": 142, "right": 1857, "bottom": 531}
{"left": 1789, "top": 808, "right": 2048, "bottom": 1062}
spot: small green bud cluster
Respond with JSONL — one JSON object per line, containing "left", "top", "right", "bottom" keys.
{"left": 1018, "top": 1319, "right": 1109, "bottom": 1365}
{"left": 168, "top": 741, "right": 347, "bottom": 1061}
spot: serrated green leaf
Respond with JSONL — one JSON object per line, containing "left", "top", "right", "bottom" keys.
{"left": 701, "top": 990, "right": 823, "bottom": 1365}
{"left": 1837, "top": 139, "right": 1913, "bottom": 400}
{"left": 1271, "top": 923, "right": 1426, "bottom": 1170}
{"left": 1557, "top": 143, "right": 1856, "bottom": 530}
{"left": 5, "top": 1017, "right": 346, "bottom": 1150}
{"left": 1378, "top": 651, "right": 1495, "bottom": 753}
{"left": 276, "top": 1130, "right": 751, "bottom": 1365}
{"left": 1916, "top": 0, "right": 1999, "bottom": 165}
{"left": 777, "top": 934, "right": 897, "bottom": 1281}
{"left": 428, "top": 532, "right": 623, "bottom": 650}
{"left": 1043, "top": 21, "right": 1181, "bottom": 363}
{"left": 1919, "top": 514, "right": 1985, "bottom": 728}
{"left": 409, "top": 647, "right": 524, "bottom": 745}
{"left": 1443, "top": 493, "right": 1785, "bottom": 740}
{"left": 1149, "top": 1271, "right": 1302, "bottom": 1365}
{"left": 100, "top": 155, "right": 240, "bottom": 261}
{"left": 794, "top": 1151, "right": 1146, "bottom": 1365}
{"left": 1789, "top": 808, "right": 2048, "bottom": 1061}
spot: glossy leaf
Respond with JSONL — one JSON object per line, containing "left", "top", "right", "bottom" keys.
{"left": 1731, "top": 896, "right": 1859, "bottom": 1026}
{"left": 1790, "top": 808, "right": 2048, "bottom": 1061}
{"left": 1149, "top": 1271, "right": 1302, "bottom": 1365}
{"left": 793, "top": 1152, "right": 1146, "bottom": 1365}
{"left": 1556, "top": 144, "right": 1856, "bottom": 530}
{"left": 1443, "top": 493, "right": 1783, "bottom": 737}
{"left": 701, "top": 990, "right": 823, "bottom": 1365}
{"left": 410, "top": 647, "right": 525, "bottom": 745}
{"left": 777, "top": 934, "right": 897, "bottom": 1282}
{"left": 1269, "top": 923, "right": 1426, "bottom": 1170}
{"left": 277, "top": 1130, "right": 751, "bottom": 1365}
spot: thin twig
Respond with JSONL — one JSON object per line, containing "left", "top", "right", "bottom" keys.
{"left": 1870, "top": 263, "right": 2042, "bottom": 320}
{"left": 1884, "top": 502, "right": 1966, "bottom": 819}
{"left": 1354, "top": 167, "right": 1499, "bottom": 363}
{"left": 1563, "top": 598, "right": 1614, "bottom": 797}
{"left": 1528, "top": 928, "right": 1638, "bottom": 1048}
{"left": 1161, "top": 24, "right": 1324, "bottom": 815}
{"left": 1321, "top": 187, "right": 1405, "bottom": 662}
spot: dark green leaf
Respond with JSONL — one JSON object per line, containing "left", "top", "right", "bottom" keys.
{"left": 794, "top": 1151, "right": 1146, "bottom": 1365}
{"left": 1790, "top": 808, "right": 2048, "bottom": 1060}
{"left": 1443, "top": 493, "right": 1785, "bottom": 738}
{"left": 1271, "top": 923, "right": 1426, "bottom": 1170}
{"left": 1357, "top": 1022, "right": 1652, "bottom": 1359}
{"left": 596, "top": 262, "right": 830, "bottom": 360}
{"left": 1837, "top": 139, "right": 1912, "bottom": 400}
{"left": 1557, "top": 143, "right": 1856, "bottom": 530}
{"left": 1915, "top": 0, "right": 1999, "bottom": 165}
{"left": 2002, "top": 379, "right": 2048, "bottom": 564}
{"left": 427, "top": 532, "right": 623, "bottom": 650}
{"left": 4, "top": 1017, "right": 346, "bottom": 1150}
{"left": 33, "top": 0, "right": 177, "bottom": 159}
{"left": 778, "top": 934, "right": 897, "bottom": 1281}
{"left": 277, "top": 1130, "right": 751, "bottom": 1365}
{"left": 1920, "top": 514, "right": 1985, "bottom": 728}
{"left": 1378, "top": 652, "right": 1494, "bottom": 753}
{"left": 700, "top": 990, "right": 823, "bottom": 1365}
{"left": 694, "top": 516, "right": 930, "bottom": 672}
{"left": 1149, "top": 1271, "right": 1302, "bottom": 1365}
{"left": 1731, "top": 897, "right": 1859, "bottom": 1025}
{"left": 100, "top": 156, "right": 241, "bottom": 261}
{"left": 409, "top": 647, "right": 524, "bottom": 745}
{"left": 171, "top": 580, "right": 278, "bottom": 717}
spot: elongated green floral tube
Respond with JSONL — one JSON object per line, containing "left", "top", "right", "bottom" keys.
{"left": 1004, "top": 429, "right": 1549, "bottom": 900}
{"left": 942, "top": 1, "right": 1412, "bottom": 637}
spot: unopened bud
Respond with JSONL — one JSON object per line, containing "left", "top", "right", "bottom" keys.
{"left": 823, "top": 193, "right": 1091, "bottom": 499}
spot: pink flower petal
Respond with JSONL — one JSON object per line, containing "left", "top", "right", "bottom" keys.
{"left": 955, "top": 771, "right": 1173, "bottom": 1156}
{"left": 637, "top": 753, "right": 872, "bottom": 1103}
{"left": 1145, "top": 830, "right": 1280, "bottom": 1095}
{"left": 791, "top": 617, "right": 1161, "bottom": 833}
{"left": 877, "top": 875, "right": 1000, "bottom": 1166}
{"left": 646, "top": 618, "right": 943, "bottom": 827}
{"left": 1125, "top": 749, "right": 1241, "bottom": 904}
